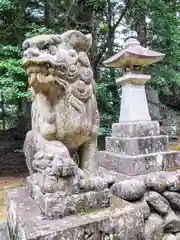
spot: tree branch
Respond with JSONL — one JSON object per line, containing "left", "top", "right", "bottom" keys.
{"left": 57, "top": 0, "right": 78, "bottom": 28}
{"left": 95, "top": 0, "right": 135, "bottom": 65}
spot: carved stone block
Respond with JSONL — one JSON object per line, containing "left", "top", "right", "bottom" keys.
{"left": 112, "top": 121, "right": 160, "bottom": 138}
{"left": 27, "top": 175, "right": 110, "bottom": 219}
{"left": 106, "top": 135, "right": 168, "bottom": 156}
{"left": 6, "top": 187, "right": 149, "bottom": 240}
{"left": 98, "top": 150, "right": 180, "bottom": 176}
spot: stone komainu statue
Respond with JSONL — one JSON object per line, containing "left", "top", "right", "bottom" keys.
{"left": 22, "top": 31, "right": 106, "bottom": 217}
{"left": 23, "top": 30, "right": 99, "bottom": 173}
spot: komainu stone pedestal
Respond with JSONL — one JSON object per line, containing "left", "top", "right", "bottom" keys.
{"left": 26, "top": 175, "right": 110, "bottom": 219}
{"left": 6, "top": 187, "right": 149, "bottom": 240}
{"left": 98, "top": 121, "right": 180, "bottom": 177}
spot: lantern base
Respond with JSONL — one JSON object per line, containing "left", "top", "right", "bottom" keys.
{"left": 97, "top": 120, "right": 180, "bottom": 176}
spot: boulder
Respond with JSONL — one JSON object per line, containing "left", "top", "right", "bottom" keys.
{"left": 165, "top": 174, "right": 180, "bottom": 192}
{"left": 164, "top": 210, "right": 180, "bottom": 233}
{"left": 144, "top": 213, "right": 164, "bottom": 240}
{"left": 111, "top": 179, "right": 146, "bottom": 201}
{"left": 163, "top": 191, "right": 180, "bottom": 211}
{"left": 145, "top": 191, "right": 169, "bottom": 216}
{"left": 145, "top": 173, "right": 167, "bottom": 192}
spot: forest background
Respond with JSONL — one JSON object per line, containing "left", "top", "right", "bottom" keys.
{"left": 0, "top": 0, "right": 179, "bottom": 147}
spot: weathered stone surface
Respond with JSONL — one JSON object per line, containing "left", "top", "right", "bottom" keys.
{"left": 111, "top": 121, "right": 160, "bottom": 138}
{"left": 98, "top": 167, "right": 130, "bottom": 186}
{"left": 165, "top": 173, "right": 180, "bottom": 191}
{"left": 164, "top": 210, "right": 180, "bottom": 233}
{"left": 145, "top": 191, "right": 169, "bottom": 215}
{"left": 27, "top": 176, "right": 110, "bottom": 219}
{"left": 6, "top": 187, "right": 149, "bottom": 240}
{"left": 21, "top": 30, "right": 112, "bottom": 219}
{"left": 163, "top": 191, "right": 180, "bottom": 211}
{"left": 162, "top": 234, "right": 177, "bottom": 240}
{"left": 144, "top": 213, "right": 164, "bottom": 240}
{"left": 145, "top": 173, "right": 167, "bottom": 192}
{"left": 98, "top": 150, "right": 180, "bottom": 176}
{"left": 98, "top": 151, "right": 164, "bottom": 176}
{"left": 164, "top": 152, "right": 180, "bottom": 172}
{"left": 23, "top": 30, "right": 100, "bottom": 176}
{"left": 106, "top": 135, "right": 168, "bottom": 156}
{"left": 111, "top": 179, "right": 146, "bottom": 201}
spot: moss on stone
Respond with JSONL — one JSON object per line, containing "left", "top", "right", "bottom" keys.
{"left": 169, "top": 145, "right": 180, "bottom": 151}
{"left": 79, "top": 208, "right": 99, "bottom": 215}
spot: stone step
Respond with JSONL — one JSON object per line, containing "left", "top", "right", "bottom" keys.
{"left": 106, "top": 135, "right": 169, "bottom": 156}
{"left": 97, "top": 150, "right": 180, "bottom": 176}
{"left": 6, "top": 187, "right": 149, "bottom": 240}
{"left": 112, "top": 121, "right": 160, "bottom": 138}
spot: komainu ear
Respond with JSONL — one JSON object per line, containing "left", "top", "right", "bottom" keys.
{"left": 59, "top": 30, "right": 92, "bottom": 53}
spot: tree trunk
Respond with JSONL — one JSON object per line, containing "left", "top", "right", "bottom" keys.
{"left": 44, "top": 0, "right": 54, "bottom": 27}
{"left": 135, "top": 12, "right": 147, "bottom": 47}
{"left": 107, "top": 0, "right": 115, "bottom": 81}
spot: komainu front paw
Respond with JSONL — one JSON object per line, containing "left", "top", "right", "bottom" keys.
{"left": 32, "top": 150, "right": 53, "bottom": 172}
{"left": 79, "top": 176, "right": 108, "bottom": 192}
{"left": 51, "top": 154, "right": 78, "bottom": 177}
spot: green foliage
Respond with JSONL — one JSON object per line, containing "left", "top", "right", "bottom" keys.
{"left": 0, "top": 0, "right": 14, "bottom": 11}
{"left": 0, "top": 45, "right": 21, "bottom": 58}
{"left": 0, "top": 0, "right": 179, "bottom": 134}
{"left": 87, "top": 0, "right": 106, "bottom": 11}
{"left": 25, "top": 24, "right": 55, "bottom": 38}
{"left": 0, "top": 45, "right": 27, "bottom": 102}
{"left": 0, "top": 43, "right": 28, "bottom": 127}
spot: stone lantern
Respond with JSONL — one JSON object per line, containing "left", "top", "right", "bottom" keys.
{"left": 103, "top": 32, "right": 164, "bottom": 122}
{"left": 97, "top": 32, "right": 180, "bottom": 177}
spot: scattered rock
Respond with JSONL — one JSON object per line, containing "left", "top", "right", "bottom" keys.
{"left": 145, "top": 191, "right": 169, "bottom": 215}
{"left": 165, "top": 174, "right": 180, "bottom": 192}
{"left": 164, "top": 210, "right": 180, "bottom": 233}
{"left": 145, "top": 173, "right": 167, "bottom": 192}
{"left": 163, "top": 191, "right": 180, "bottom": 211}
{"left": 144, "top": 213, "right": 164, "bottom": 240}
{"left": 111, "top": 179, "right": 146, "bottom": 201}
{"left": 162, "top": 234, "right": 177, "bottom": 240}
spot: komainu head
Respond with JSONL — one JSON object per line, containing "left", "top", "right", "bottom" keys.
{"left": 22, "top": 30, "right": 94, "bottom": 104}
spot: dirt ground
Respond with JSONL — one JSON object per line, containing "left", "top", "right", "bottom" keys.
{"left": 0, "top": 175, "right": 26, "bottom": 222}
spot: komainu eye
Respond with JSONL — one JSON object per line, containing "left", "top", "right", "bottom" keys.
{"left": 22, "top": 41, "right": 30, "bottom": 50}
{"left": 58, "top": 63, "right": 67, "bottom": 72}
{"left": 43, "top": 43, "right": 49, "bottom": 49}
